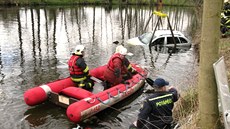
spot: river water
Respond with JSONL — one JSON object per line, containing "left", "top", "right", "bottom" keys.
{"left": 0, "top": 5, "right": 198, "bottom": 129}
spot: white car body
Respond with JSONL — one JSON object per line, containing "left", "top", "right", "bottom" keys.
{"left": 126, "top": 30, "right": 191, "bottom": 48}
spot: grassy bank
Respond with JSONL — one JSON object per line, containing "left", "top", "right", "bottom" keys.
{"left": 0, "top": 0, "right": 193, "bottom": 6}
{"left": 173, "top": 87, "right": 199, "bottom": 128}
{"left": 174, "top": 37, "right": 230, "bottom": 128}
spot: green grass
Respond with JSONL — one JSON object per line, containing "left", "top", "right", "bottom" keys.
{"left": 172, "top": 86, "right": 199, "bottom": 128}
{"left": 0, "top": 0, "right": 194, "bottom": 6}
{"left": 162, "top": 0, "right": 193, "bottom": 6}
{"left": 173, "top": 87, "right": 198, "bottom": 120}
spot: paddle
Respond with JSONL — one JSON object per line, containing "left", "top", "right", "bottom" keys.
{"left": 134, "top": 71, "right": 157, "bottom": 93}
{"left": 140, "top": 74, "right": 155, "bottom": 87}
{"left": 132, "top": 69, "right": 155, "bottom": 87}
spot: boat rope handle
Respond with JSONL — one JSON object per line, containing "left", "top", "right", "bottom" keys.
{"left": 139, "top": 68, "right": 148, "bottom": 76}
{"left": 129, "top": 81, "right": 134, "bottom": 86}
{"left": 126, "top": 83, "right": 133, "bottom": 90}
{"left": 117, "top": 88, "right": 122, "bottom": 96}
{"left": 97, "top": 82, "right": 135, "bottom": 105}
{"left": 142, "top": 72, "right": 148, "bottom": 78}
{"left": 96, "top": 96, "right": 111, "bottom": 104}
{"left": 116, "top": 88, "right": 123, "bottom": 93}
{"left": 137, "top": 76, "right": 143, "bottom": 81}
{"left": 107, "top": 92, "right": 115, "bottom": 98}
{"left": 133, "top": 78, "right": 140, "bottom": 84}
{"left": 85, "top": 98, "right": 96, "bottom": 104}
{"left": 86, "top": 75, "right": 145, "bottom": 105}
{"left": 130, "top": 80, "right": 136, "bottom": 85}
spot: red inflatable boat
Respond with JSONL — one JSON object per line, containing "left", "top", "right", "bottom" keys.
{"left": 24, "top": 63, "right": 147, "bottom": 123}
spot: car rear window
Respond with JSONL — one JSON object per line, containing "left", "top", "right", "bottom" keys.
{"left": 167, "top": 37, "right": 180, "bottom": 44}
{"left": 179, "top": 37, "right": 188, "bottom": 43}
{"left": 138, "top": 32, "right": 153, "bottom": 45}
{"left": 152, "top": 37, "right": 164, "bottom": 46}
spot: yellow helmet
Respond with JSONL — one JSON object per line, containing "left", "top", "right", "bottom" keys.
{"left": 74, "top": 45, "right": 85, "bottom": 55}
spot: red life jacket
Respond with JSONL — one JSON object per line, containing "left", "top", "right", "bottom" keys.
{"left": 68, "top": 55, "right": 84, "bottom": 75}
{"left": 107, "top": 53, "right": 126, "bottom": 71}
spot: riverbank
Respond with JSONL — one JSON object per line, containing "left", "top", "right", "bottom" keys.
{"left": 220, "top": 37, "right": 230, "bottom": 81}
{"left": 174, "top": 36, "right": 230, "bottom": 128}
{"left": 0, "top": 0, "right": 193, "bottom": 6}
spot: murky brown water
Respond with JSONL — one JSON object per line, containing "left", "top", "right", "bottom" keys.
{"left": 0, "top": 5, "right": 198, "bottom": 129}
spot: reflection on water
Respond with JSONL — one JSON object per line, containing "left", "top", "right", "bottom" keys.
{"left": 23, "top": 103, "right": 75, "bottom": 129}
{"left": 154, "top": 45, "right": 191, "bottom": 54}
{"left": 0, "top": 6, "right": 198, "bottom": 129}
{"left": 150, "top": 45, "right": 192, "bottom": 68}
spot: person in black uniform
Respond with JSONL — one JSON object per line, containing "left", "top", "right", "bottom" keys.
{"left": 68, "top": 45, "right": 94, "bottom": 91}
{"left": 130, "top": 78, "right": 180, "bottom": 129}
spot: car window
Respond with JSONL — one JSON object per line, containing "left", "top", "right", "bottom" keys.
{"left": 138, "top": 32, "right": 153, "bottom": 45}
{"left": 179, "top": 37, "right": 188, "bottom": 44}
{"left": 167, "top": 37, "right": 180, "bottom": 44}
{"left": 151, "top": 37, "right": 164, "bottom": 46}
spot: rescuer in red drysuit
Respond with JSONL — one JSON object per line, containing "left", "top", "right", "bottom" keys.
{"left": 103, "top": 45, "right": 136, "bottom": 88}
{"left": 68, "top": 45, "right": 94, "bottom": 91}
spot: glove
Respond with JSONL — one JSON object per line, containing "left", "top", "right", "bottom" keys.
{"left": 84, "top": 82, "right": 93, "bottom": 90}
{"left": 114, "top": 68, "right": 121, "bottom": 78}
{"left": 84, "top": 78, "right": 94, "bottom": 90}
{"left": 123, "top": 73, "right": 132, "bottom": 80}
{"left": 130, "top": 67, "right": 138, "bottom": 75}
{"left": 132, "top": 70, "right": 138, "bottom": 75}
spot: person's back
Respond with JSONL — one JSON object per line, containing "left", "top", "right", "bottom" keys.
{"left": 133, "top": 78, "right": 179, "bottom": 129}
{"left": 68, "top": 45, "right": 94, "bottom": 91}
{"left": 103, "top": 45, "right": 134, "bottom": 88}
{"left": 104, "top": 52, "right": 124, "bottom": 87}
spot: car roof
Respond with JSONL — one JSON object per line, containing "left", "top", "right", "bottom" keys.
{"left": 153, "top": 30, "right": 185, "bottom": 37}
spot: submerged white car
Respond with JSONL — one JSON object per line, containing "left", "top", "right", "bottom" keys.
{"left": 126, "top": 30, "right": 191, "bottom": 48}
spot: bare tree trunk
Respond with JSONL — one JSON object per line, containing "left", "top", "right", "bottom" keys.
{"left": 156, "top": 0, "right": 163, "bottom": 11}
{"left": 198, "top": 0, "right": 223, "bottom": 128}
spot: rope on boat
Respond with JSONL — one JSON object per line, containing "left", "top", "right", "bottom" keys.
{"left": 96, "top": 83, "right": 131, "bottom": 105}
{"left": 107, "top": 91, "right": 119, "bottom": 98}
{"left": 130, "top": 80, "right": 136, "bottom": 85}
{"left": 85, "top": 98, "right": 96, "bottom": 104}
{"left": 137, "top": 75, "right": 144, "bottom": 81}
{"left": 116, "top": 87, "right": 126, "bottom": 94}
{"left": 96, "top": 96, "right": 111, "bottom": 104}
{"left": 91, "top": 73, "right": 144, "bottom": 105}
{"left": 125, "top": 83, "right": 129, "bottom": 91}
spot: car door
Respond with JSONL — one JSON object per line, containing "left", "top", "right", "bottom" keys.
{"left": 179, "top": 37, "right": 188, "bottom": 44}
{"left": 150, "top": 37, "right": 165, "bottom": 47}
{"left": 178, "top": 36, "right": 192, "bottom": 48}
{"left": 165, "top": 36, "right": 180, "bottom": 47}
